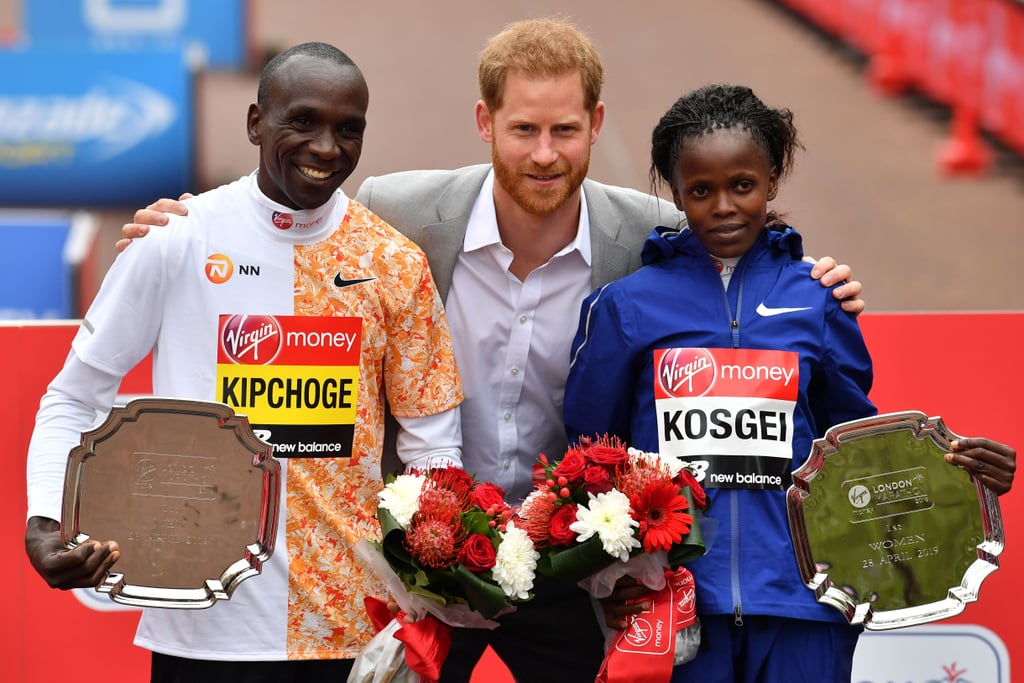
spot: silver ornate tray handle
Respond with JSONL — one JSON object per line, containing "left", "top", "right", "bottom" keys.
{"left": 787, "top": 411, "right": 1003, "bottom": 630}
{"left": 60, "top": 397, "right": 280, "bottom": 609}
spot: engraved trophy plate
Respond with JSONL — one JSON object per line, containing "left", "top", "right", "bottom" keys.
{"left": 60, "top": 398, "right": 280, "bottom": 609}
{"left": 787, "top": 411, "right": 1002, "bottom": 630}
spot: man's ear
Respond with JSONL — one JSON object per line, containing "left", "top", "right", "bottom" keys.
{"left": 475, "top": 100, "right": 493, "bottom": 143}
{"left": 246, "top": 103, "right": 262, "bottom": 146}
{"left": 589, "top": 101, "right": 606, "bottom": 145}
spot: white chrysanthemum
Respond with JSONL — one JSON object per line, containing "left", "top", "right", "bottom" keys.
{"left": 378, "top": 473, "right": 426, "bottom": 527}
{"left": 570, "top": 490, "right": 641, "bottom": 562}
{"left": 628, "top": 446, "right": 686, "bottom": 479}
{"left": 493, "top": 522, "right": 539, "bottom": 600}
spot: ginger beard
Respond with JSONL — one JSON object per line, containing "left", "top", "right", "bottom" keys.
{"left": 491, "top": 143, "right": 590, "bottom": 216}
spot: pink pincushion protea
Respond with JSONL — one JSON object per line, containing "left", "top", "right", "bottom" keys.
{"left": 517, "top": 490, "right": 558, "bottom": 548}
{"left": 404, "top": 500, "right": 466, "bottom": 569}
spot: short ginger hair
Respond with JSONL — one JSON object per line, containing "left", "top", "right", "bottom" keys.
{"left": 478, "top": 17, "right": 604, "bottom": 114}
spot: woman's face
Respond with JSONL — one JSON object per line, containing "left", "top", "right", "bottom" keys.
{"left": 671, "top": 127, "right": 778, "bottom": 259}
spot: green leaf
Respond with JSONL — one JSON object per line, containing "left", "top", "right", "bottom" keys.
{"left": 539, "top": 536, "right": 616, "bottom": 583}
{"left": 451, "top": 564, "right": 511, "bottom": 619}
{"left": 461, "top": 509, "right": 492, "bottom": 536}
{"left": 378, "top": 508, "right": 418, "bottom": 574}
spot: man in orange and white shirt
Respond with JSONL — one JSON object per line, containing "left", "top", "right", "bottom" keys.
{"left": 24, "top": 42, "right": 462, "bottom": 682}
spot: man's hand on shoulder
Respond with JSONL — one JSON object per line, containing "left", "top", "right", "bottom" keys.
{"left": 115, "top": 194, "right": 194, "bottom": 253}
{"left": 805, "top": 255, "right": 864, "bottom": 315}
{"left": 25, "top": 516, "right": 120, "bottom": 590}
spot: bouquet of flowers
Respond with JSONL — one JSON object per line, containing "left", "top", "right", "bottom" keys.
{"left": 351, "top": 467, "right": 538, "bottom": 683}
{"left": 517, "top": 435, "right": 711, "bottom": 682}
{"left": 520, "top": 435, "right": 709, "bottom": 580}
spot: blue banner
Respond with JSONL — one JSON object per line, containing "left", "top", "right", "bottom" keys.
{"left": 0, "top": 48, "right": 193, "bottom": 207}
{"left": 0, "top": 213, "right": 75, "bottom": 320}
{"left": 23, "top": 0, "right": 248, "bottom": 70}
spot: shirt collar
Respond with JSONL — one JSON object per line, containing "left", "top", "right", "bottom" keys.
{"left": 247, "top": 169, "right": 348, "bottom": 243}
{"left": 465, "top": 169, "right": 592, "bottom": 265}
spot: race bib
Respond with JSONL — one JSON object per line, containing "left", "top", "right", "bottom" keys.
{"left": 216, "top": 314, "right": 361, "bottom": 457}
{"left": 653, "top": 347, "right": 798, "bottom": 490}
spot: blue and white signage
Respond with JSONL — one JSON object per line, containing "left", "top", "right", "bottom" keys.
{"left": 0, "top": 48, "right": 193, "bottom": 207}
{"left": 0, "top": 212, "right": 95, "bottom": 320}
{"left": 853, "top": 624, "right": 1009, "bottom": 683}
{"left": 23, "top": 0, "right": 248, "bottom": 70}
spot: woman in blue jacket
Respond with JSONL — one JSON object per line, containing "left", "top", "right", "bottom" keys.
{"left": 563, "top": 83, "right": 876, "bottom": 682}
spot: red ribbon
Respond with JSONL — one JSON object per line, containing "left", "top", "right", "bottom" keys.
{"left": 595, "top": 567, "right": 697, "bottom": 683}
{"left": 363, "top": 596, "right": 453, "bottom": 682}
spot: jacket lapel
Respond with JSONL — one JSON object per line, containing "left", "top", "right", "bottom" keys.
{"left": 584, "top": 180, "right": 633, "bottom": 290}
{"left": 409, "top": 166, "right": 490, "bottom": 302}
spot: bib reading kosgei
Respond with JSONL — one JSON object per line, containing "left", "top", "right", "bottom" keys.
{"left": 653, "top": 347, "right": 798, "bottom": 490}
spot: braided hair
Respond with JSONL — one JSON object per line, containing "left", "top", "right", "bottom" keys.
{"left": 650, "top": 84, "right": 802, "bottom": 222}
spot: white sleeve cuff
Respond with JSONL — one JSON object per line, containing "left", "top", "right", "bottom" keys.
{"left": 393, "top": 406, "right": 463, "bottom": 471}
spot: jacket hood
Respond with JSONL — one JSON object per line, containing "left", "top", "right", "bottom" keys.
{"left": 640, "top": 223, "right": 805, "bottom": 266}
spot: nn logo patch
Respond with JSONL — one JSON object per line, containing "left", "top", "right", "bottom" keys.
{"left": 205, "top": 253, "right": 234, "bottom": 284}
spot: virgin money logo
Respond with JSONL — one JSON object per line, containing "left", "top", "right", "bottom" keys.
{"left": 205, "top": 253, "right": 234, "bottom": 284}
{"left": 623, "top": 617, "right": 653, "bottom": 647}
{"left": 675, "top": 586, "right": 696, "bottom": 621}
{"left": 656, "top": 348, "right": 716, "bottom": 398}
{"left": 271, "top": 211, "right": 293, "bottom": 229}
{"left": 221, "top": 314, "right": 282, "bottom": 365}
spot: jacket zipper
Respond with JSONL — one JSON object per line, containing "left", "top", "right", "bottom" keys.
{"left": 719, "top": 252, "right": 749, "bottom": 626}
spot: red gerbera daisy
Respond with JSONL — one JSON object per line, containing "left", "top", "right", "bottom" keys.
{"left": 630, "top": 481, "right": 694, "bottom": 553}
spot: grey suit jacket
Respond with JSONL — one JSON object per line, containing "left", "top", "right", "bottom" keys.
{"left": 355, "top": 164, "right": 684, "bottom": 300}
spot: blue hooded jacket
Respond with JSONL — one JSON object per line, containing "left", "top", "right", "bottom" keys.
{"left": 564, "top": 224, "right": 876, "bottom": 622}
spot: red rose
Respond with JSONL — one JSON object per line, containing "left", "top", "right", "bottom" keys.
{"left": 676, "top": 469, "right": 708, "bottom": 510}
{"left": 585, "top": 444, "right": 629, "bottom": 469}
{"left": 458, "top": 533, "right": 497, "bottom": 572}
{"left": 553, "top": 452, "right": 587, "bottom": 485}
{"left": 548, "top": 504, "right": 579, "bottom": 546}
{"left": 431, "top": 467, "right": 474, "bottom": 493}
{"left": 471, "top": 482, "right": 507, "bottom": 512}
{"left": 582, "top": 466, "right": 613, "bottom": 494}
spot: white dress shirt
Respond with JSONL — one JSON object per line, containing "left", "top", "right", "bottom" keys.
{"left": 443, "top": 170, "right": 593, "bottom": 503}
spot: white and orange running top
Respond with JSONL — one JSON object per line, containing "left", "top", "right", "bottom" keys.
{"left": 26, "top": 172, "right": 462, "bottom": 660}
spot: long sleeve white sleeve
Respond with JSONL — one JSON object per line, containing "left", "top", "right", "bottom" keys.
{"left": 394, "top": 406, "right": 463, "bottom": 471}
{"left": 25, "top": 349, "right": 123, "bottom": 523}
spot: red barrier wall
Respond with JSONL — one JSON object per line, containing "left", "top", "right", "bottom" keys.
{"left": 776, "top": 0, "right": 1024, "bottom": 172}
{"left": 4, "top": 314, "right": 1020, "bottom": 681}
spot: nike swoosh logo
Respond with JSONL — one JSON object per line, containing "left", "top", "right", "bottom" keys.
{"left": 756, "top": 303, "right": 812, "bottom": 317}
{"left": 334, "top": 274, "right": 376, "bottom": 288}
